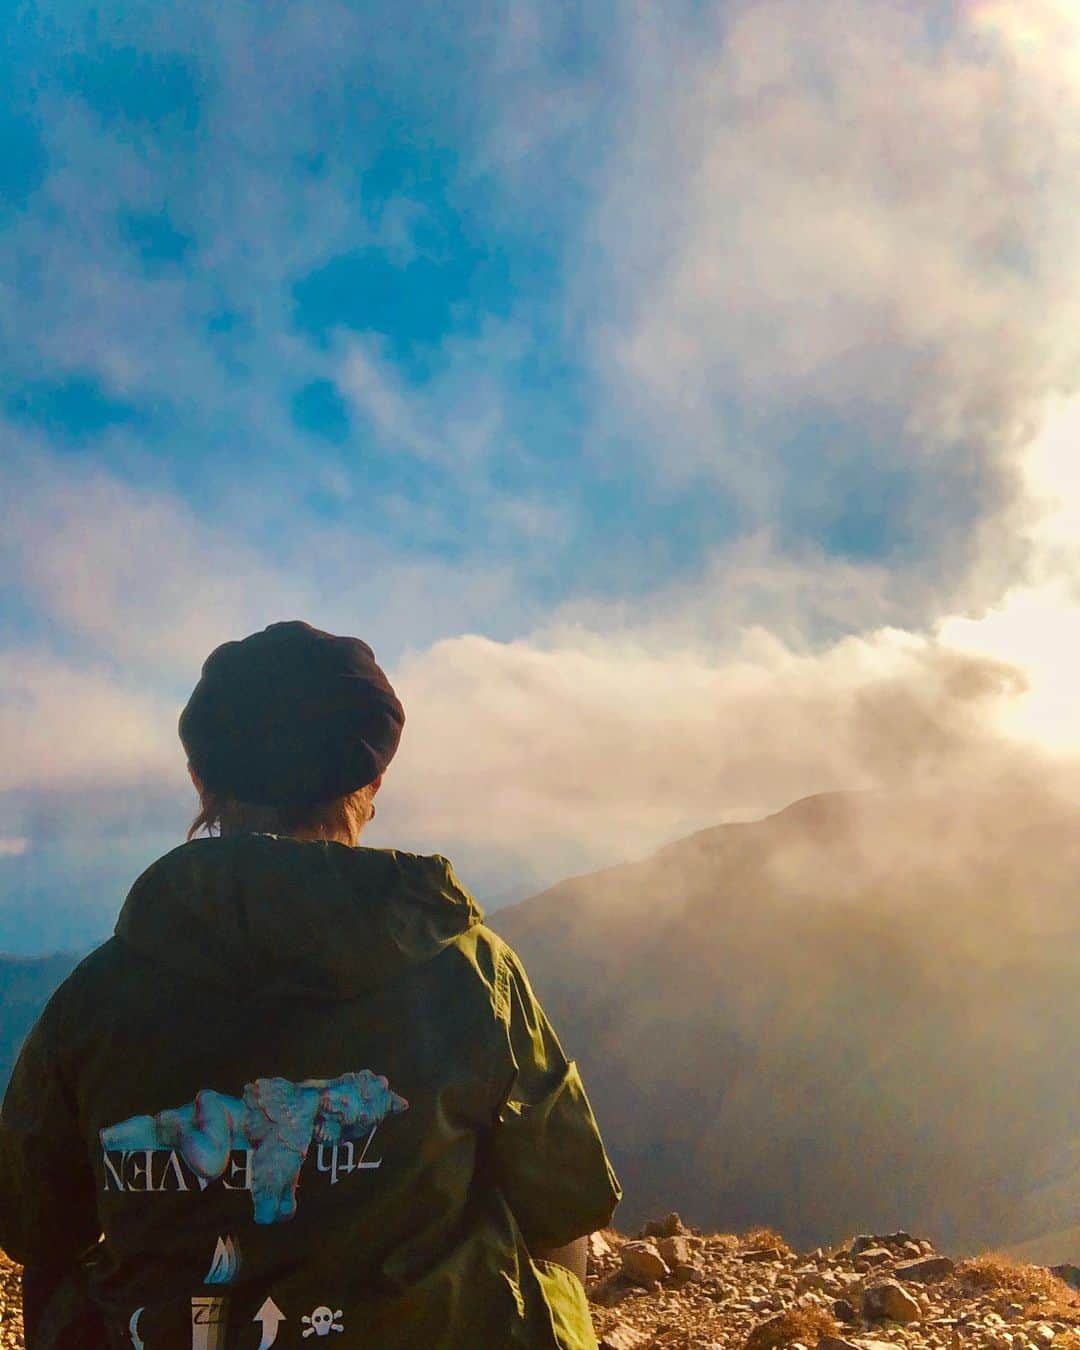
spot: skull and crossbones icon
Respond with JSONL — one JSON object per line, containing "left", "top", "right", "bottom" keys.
{"left": 302, "top": 1306, "right": 344, "bottom": 1337}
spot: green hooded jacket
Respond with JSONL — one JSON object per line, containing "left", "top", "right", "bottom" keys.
{"left": 0, "top": 834, "right": 621, "bottom": 1348}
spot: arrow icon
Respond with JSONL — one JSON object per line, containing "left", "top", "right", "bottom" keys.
{"left": 253, "top": 1297, "right": 286, "bottom": 1349}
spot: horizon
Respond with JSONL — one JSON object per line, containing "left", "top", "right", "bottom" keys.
{"left": 0, "top": 787, "right": 850, "bottom": 961}
{"left": 5, "top": 0, "right": 1080, "bottom": 954}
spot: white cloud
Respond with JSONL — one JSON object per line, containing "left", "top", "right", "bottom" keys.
{"left": 2, "top": 441, "right": 1037, "bottom": 895}
{"left": 336, "top": 321, "right": 532, "bottom": 469}
{"left": 339, "top": 343, "right": 436, "bottom": 459}
{"left": 8, "top": 0, "right": 1080, "bottom": 931}
{"left": 588, "top": 0, "right": 1080, "bottom": 514}
{"left": 0, "top": 451, "right": 316, "bottom": 677}
{"left": 0, "top": 446, "right": 530, "bottom": 684}
{"left": 385, "top": 619, "right": 1030, "bottom": 880}
{"left": 0, "top": 650, "right": 178, "bottom": 794}
{"left": 938, "top": 395, "right": 1080, "bottom": 751}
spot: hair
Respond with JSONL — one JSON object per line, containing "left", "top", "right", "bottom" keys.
{"left": 187, "top": 782, "right": 378, "bottom": 846}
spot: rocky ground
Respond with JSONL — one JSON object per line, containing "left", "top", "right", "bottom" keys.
{"left": 1, "top": 1223, "right": 1078, "bottom": 1348}
{"left": 587, "top": 1219, "right": 1080, "bottom": 1350}
{"left": 0, "top": 1257, "right": 20, "bottom": 1349}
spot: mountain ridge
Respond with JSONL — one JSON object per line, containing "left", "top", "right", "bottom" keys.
{"left": 0, "top": 951, "right": 81, "bottom": 1090}
{"left": 490, "top": 787, "right": 1080, "bottom": 1259}
{"left": 3, "top": 790, "right": 1079, "bottom": 1262}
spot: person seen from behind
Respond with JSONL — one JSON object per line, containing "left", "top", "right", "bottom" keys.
{"left": 0, "top": 620, "right": 621, "bottom": 1348}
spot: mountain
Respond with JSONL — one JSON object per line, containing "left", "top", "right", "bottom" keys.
{"left": 491, "top": 788, "right": 1080, "bottom": 1259}
{"left": 6, "top": 789, "right": 1080, "bottom": 1261}
{"left": 0, "top": 952, "right": 81, "bottom": 1091}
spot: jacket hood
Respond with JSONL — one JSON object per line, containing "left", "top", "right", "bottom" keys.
{"left": 114, "top": 834, "right": 484, "bottom": 998}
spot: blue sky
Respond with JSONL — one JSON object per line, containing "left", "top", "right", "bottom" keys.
{"left": 3, "top": 0, "right": 1080, "bottom": 953}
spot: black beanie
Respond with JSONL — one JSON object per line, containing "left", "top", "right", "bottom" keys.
{"left": 179, "top": 621, "right": 405, "bottom": 806}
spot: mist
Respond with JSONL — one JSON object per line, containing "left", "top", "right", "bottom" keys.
{"left": 494, "top": 759, "right": 1080, "bottom": 1258}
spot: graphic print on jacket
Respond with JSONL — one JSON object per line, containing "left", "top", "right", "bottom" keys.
{"left": 101, "top": 1069, "right": 408, "bottom": 1223}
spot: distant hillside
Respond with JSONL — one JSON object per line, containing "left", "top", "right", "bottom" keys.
{"left": 0, "top": 952, "right": 81, "bottom": 1090}
{"left": 8, "top": 791, "right": 1080, "bottom": 1263}
{"left": 491, "top": 788, "right": 1080, "bottom": 1260}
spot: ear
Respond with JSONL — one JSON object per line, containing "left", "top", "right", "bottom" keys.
{"left": 369, "top": 773, "right": 383, "bottom": 796}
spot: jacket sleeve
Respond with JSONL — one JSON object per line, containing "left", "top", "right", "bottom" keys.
{"left": 489, "top": 941, "right": 621, "bottom": 1251}
{"left": 0, "top": 1005, "right": 100, "bottom": 1266}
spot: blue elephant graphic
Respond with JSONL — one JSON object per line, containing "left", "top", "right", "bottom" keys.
{"left": 101, "top": 1070, "right": 408, "bottom": 1223}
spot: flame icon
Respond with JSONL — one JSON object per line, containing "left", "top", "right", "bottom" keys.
{"left": 204, "top": 1235, "right": 242, "bottom": 1286}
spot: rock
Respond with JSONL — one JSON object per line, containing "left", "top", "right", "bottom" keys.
{"left": 599, "top": 1324, "right": 651, "bottom": 1350}
{"left": 672, "top": 1263, "right": 702, "bottom": 1287}
{"left": 658, "top": 1235, "right": 693, "bottom": 1268}
{"left": 852, "top": 1231, "right": 923, "bottom": 1258}
{"left": 817, "top": 1338, "right": 862, "bottom": 1350}
{"left": 588, "top": 1231, "right": 615, "bottom": 1262}
{"left": 620, "top": 1241, "right": 671, "bottom": 1285}
{"left": 832, "top": 1298, "right": 857, "bottom": 1323}
{"left": 894, "top": 1255, "right": 956, "bottom": 1282}
{"left": 640, "top": 1212, "right": 687, "bottom": 1239}
{"left": 587, "top": 1273, "right": 630, "bottom": 1307}
{"left": 749, "top": 1296, "right": 782, "bottom": 1313}
{"left": 744, "top": 1313, "right": 790, "bottom": 1350}
{"left": 1033, "top": 1325, "right": 1056, "bottom": 1345}
{"left": 741, "top": 1247, "right": 786, "bottom": 1263}
{"left": 854, "top": 1247, "right": 894, "bottom": 1266}
{"left": 862, "top": 1279, "right": 922, "bottom": 1322}
{"left": 1050, "top": 1264, "right": 1080, "bottom": 1291}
